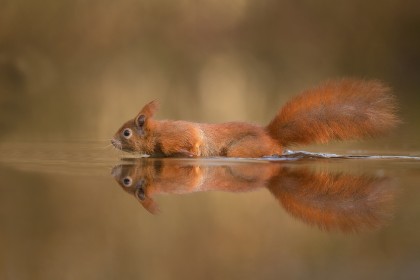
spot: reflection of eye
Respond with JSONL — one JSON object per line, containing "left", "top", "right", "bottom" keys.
{"left": 122, "top": 177, "right": 132, "bottom": 187}
{"left": 122, "top": 128, "right": 132, "bottom": 139}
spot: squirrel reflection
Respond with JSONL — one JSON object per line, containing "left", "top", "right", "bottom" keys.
{"left": 111, "top": 159, "right": 395, "bottom": 232}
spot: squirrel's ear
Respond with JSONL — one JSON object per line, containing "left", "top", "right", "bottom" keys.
{"left": 135, "top": 100, "right": 159, "bottom": 128}
{"left": 135, "top": 114, "right": 146, "bottom": 128}
{"left": 135, "top": 188, "right": 160, "bottom": 214}
{"left": 138, "top": 100, "right": 159, "bottom": 118}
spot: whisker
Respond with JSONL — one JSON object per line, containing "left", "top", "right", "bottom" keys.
{"left": 98, "top": 142, "right": 112, "bottom": 149}
{"left": 88, "top": 139, "right": 113, "bottom": 142}
{"left": 104, "top": 144, "right": 114, "bottom": 149}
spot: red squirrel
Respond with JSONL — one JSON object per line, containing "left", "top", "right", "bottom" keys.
{"left": 111, "top": 78, "right": 399, "bottom": 157}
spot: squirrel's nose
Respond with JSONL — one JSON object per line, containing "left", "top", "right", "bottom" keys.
{"left": 111, "top": 138, "right": 122, "bottom": 150}
{"left": 111, "top": 165, "right": 122, "bottom": 178}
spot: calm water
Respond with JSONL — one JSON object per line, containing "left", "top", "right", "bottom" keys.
{"left": 1, "top": 142, "right": 420, "bottom": 280}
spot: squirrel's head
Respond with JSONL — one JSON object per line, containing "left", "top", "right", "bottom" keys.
{"left": 112, "top": 100, "right": 159, "bottom": 154}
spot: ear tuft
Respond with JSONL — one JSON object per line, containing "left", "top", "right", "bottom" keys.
{"left": 138, "top": 100, "right": 159, "bottom": 118}
{"left": 138, "top": 196, "right": 161, "bottom": 215}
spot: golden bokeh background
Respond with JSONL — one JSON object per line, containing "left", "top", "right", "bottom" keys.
{"left": 1, "top": 2, "right": 420, "bottom": 279}
{"left": 1, "top": 0, "right": 419, "bottom": 151}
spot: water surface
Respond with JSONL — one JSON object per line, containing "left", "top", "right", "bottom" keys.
{"left": 1, "top": 142, "right": 420, "bottom": 280}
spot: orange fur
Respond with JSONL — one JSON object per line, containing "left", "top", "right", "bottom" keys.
{"left": 267, "top": 79, "right": 399, "bottom": 146}
{"left": 112, "top": 159, "right": 395, "bottom": 232}
{"left": 112, "top": 78, "right": 399, "bottom": 157}
{"left": 267, "top": 168, "right": 394, "bottom": 232}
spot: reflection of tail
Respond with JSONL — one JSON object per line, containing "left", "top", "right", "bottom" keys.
{"left": 266, "top": 79, "right": 399, "bottom": 147}
{"left": 267, "top": 168, "right": 395, "bottom": 232}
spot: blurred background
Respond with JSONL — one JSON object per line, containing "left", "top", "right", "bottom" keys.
{"left": 2, "top": 2, "right": 420, "bottom": 279}
{"left": 1, "top": 0, "right": 419, "bottom": 151}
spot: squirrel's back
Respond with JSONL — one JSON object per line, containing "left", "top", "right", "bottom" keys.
{"left": 266, "top": 78, "right": 399, "bottom": 147}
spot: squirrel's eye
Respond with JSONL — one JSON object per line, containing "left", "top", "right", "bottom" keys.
{"left": 122, "top": 128, "right": 132, "bottom": 139}
{"left": 122, "top": 177, "right": 132, "bottom": 187}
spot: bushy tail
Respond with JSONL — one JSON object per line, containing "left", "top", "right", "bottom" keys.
{"left": 266, "top": 78, "right": 399, "bottom": 147}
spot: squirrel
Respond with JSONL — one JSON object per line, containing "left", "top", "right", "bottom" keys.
{"left": 111, "top": 78, "right": 399, "bottom": 157}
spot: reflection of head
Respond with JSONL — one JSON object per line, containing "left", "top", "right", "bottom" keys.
{"left": 267, "top": 168, "right": 395, "bottom": 233}
{"left": 111, "top": 162, "right": 160, "bottom": 214}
